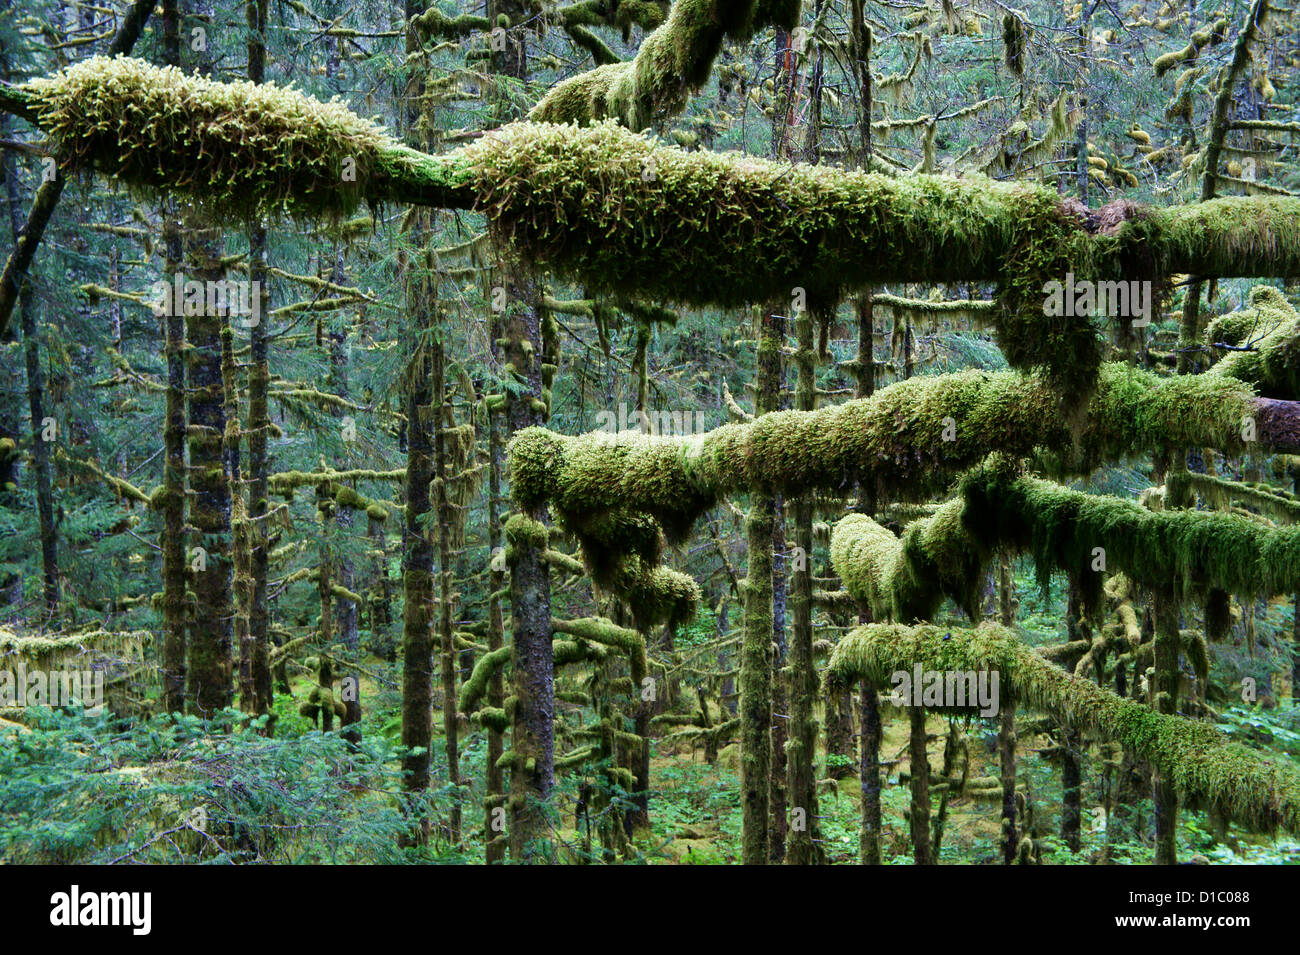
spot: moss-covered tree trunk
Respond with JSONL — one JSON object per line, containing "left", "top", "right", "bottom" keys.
{"left": 399, "top": 336, "right": 434, "bottom": 845}
{"left": 825, "top": 686, "right": 854, "bottom": 780}
{"left": 1179, "top": 0, "right": 1269, "bottom": 375}
{"left": 396, "top": 0, "right": 438, "bottom": 845}
{"left": 847, "top": 12, "right": 882, "bottom": 834}
{"left": 908, "top": 705, "right": 932, "bottom": 864}
{"left": 997, "top": 554, "right": 1018, "bottom": 864}
{"left": 0, "top": 4, "right": 61, "bottom": 616}
{"left": 317, "top": 539, "right": 335, "bottom": 732}
{"left": 740, "top": 308, "right": 783, "bottom": 864}
{"left": 484, "top": 363, "right": 507, "bottom": 864}
{"left": 1060, "top": 583, "right": 1086, "bottom": 852}
{"left": 852, "top": 287, "right": 883, "bottom": 864}
{"left": 184, "top": 231, "right": 234, "bottom": 716}
{"left": 1152, "top": 590, "right": 1181, "bottom": 864}
{"left": 156, "top": 0, "right": 188, "bottom": 713}
{"left": 432, "top": 335, "right": 461, "bottom": 842}
{"left": 625, "top": 623, "right": 653, "bottom": 835}
{"left": 222, "top": 316, "right": 250, "bottom": 721}
{"left": 859, "top": 672, "right": 882, "bottom": 864}
{"left": 5, "top": 182, "right": 59, "bottom": 613}
{"left": 0, "top": 120, "right": 24, "bottom": 606}
{"left": 505, "top": 279, "right": 555, "bottom": 863}
{"left": 998, "top": 706, "right": 1018, "bottom": 864}
{"left": 242, "top": 0, "right": 272, "bottom": 724}
{"left": 322, "top": 34, "right": 360, "bottom": 744}
{"left": 786, "top": 305, "right": 823, "bottom": 864}
{"left": 1293, "top": 589, "right": 1300, "bottom": 706}
{"left": 769, "top": 497, "right": 788, "bottom": 863}
{"left": 481, "top": 0, "right": 555, "bottom": 864}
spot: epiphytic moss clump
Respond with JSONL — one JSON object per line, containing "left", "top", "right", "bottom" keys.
{"left": 464, "top": 120, "right": 1074, "bottom": 309}
{"left": 622, "top": 561, "right": 701, "bottom": 630}
{"left": 25, "top": 56, "right": 399, "bottom": 220}
{"left": 559, "top": 509, "right": 665, "bottom": 587}
{"left": 530, "top": 0, "right": 799, "bottom": 130}
{"left": 1204, "top": 284, "right": 1300, "bottom": 399}
{"left": 509, "top": 429, "right": 702, "bottom": 629}
{"left": 510, "top": 426, "right": 718, "bottom": 544}
{"left": 994, "top": 192, "right": 1106, "bottom": 402}
{"left": 503, "top": 513, "right": 549, "bottom": 558}
{"left": 959, "top": 459, "right": 1300, "bottom": 606}
{"left": 830, "top": 500, "right": 985, "bottom": 623}
{"left": 827, "top": 621, "right": 1300, "bottom": 833}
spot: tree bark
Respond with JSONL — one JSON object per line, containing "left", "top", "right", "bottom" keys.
{"left": 504, "top": 279, "right": 554, "bottom": 863}
{"left": 908, "top": 706, "right": 932, "bottom": 865}
{"left": 740, "top": 309, "right": 783, "bottom": 865}
{"left": 1152, "top": 591, "right": 1181, "bottom": 864}
{"left": 786, "top": 307, "right": 822, "bottom": 865}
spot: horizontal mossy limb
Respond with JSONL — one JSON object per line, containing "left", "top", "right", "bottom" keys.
{"left": 828, "top": 454, "right": 1300, "bottom": 626}
{"left": 0, "top": 627, "right": 153, "bottom": 666}
{"left": 1178, "top": 469, "right": 1300, "bottom": 523}
{"left": 827, "top": 621, "right": 1300, "bottom": 834}
{"left": 509, "top": 363, "right": 1269, "bottom": 545}
{"left": 552, "top": 616, "right": 647, "bottom": 677}
{"left": 459, "top": 645, "right": 511, "bottom": 712}
{"left": 13, "top": 63, "right": 1300, "bottom": 308}
{"left": 960, "top": 459, "right": 1300, "bottom": 604}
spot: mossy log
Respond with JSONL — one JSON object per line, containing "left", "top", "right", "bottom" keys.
{"left": 827, "top": 622, "right": 1300, "bottom": 834}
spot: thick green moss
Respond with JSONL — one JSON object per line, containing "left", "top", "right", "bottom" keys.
{"left": 830, "top": 500, "right": 985, "bottom": 623}
{"left": 960, "top": 458, "right": 1300, "bottom": 606}
{"left": 828, "top": 621, "right": 1300, "bottom": 834}
{"left": 509, "top": 364, "right": 1256, "bottom": 545}
{"left": 530, "top": 0, "right": 797, "bottom": 129}
{"left": 552, "top": 617, "right": 647, "bottom": 678}
{"left": 1152, "top": 18, "right": 1228, "bottom": 77}
{"left": 1178, "top": 469, "right": 1300, "bottom": 523}
{"left": 25, "top": 56, "right": 398, "bottom": 220}
{"left": 410, "top": 5, "right": 490, "bottom": 40}
{"left": 466, "top": 120, "right": 1092, "bottom": 334}
{"left": 21, "top": 61, "right": 1300, "bottom": 304}
{"left": 1138, "top": 196, "right": 1300, "bottom": 280}
{"left": 510, "top": 428, "right": 700, "bottom": 626}
{"left": 504, "top": 513, "right": 550, "bottom": 556}
{"left": 1204, "top": 285, "right": 1300, "bottom": 399}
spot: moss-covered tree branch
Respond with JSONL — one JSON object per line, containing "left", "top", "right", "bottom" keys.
{"left": 9, "top": 58, "right": 1300, "bottom": 315}
{"left": 529, "top": 0, "right": 799, "bottom": 129}
{"left": 827, "top": 622, "right": 1300, "bottom": 834}
{"left": 509, "top": 362, "right": 1292, "bottom": 547}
